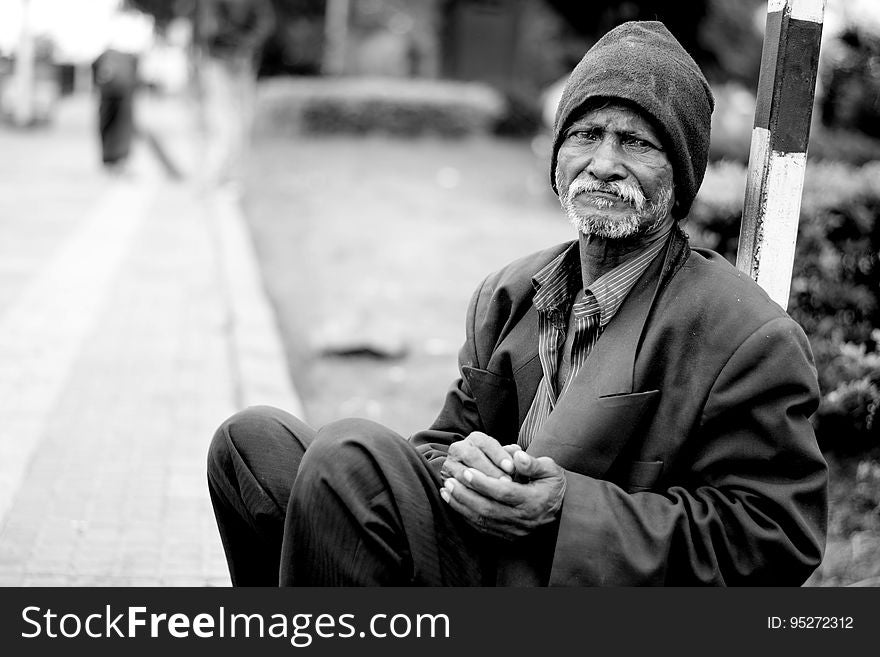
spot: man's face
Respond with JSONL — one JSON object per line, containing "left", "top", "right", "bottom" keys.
{"left": 555, "top": 103, "right": 675, "bottom": 240}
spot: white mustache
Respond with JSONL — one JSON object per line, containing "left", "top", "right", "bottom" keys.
{"left": 566, "top": 179, "right": 647, "bottom": 211}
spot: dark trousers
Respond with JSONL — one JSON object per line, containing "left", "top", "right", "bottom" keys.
{"left": 98, "top": 93, "right": 134, "bottom": 165}
{"left": 206, "top": 406, "right": 494, "bottom": 586}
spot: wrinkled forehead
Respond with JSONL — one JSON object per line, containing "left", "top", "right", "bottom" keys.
{"left": 566, "top": 98, "right": 664, "bottom": 140}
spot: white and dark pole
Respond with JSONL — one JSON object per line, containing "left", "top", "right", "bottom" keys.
{"left": 736, "top": 0, "right": 825, "bottom": 309}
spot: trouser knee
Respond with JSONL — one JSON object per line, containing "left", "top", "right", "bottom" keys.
{"left": 207, "top": 405, "right": 280, "bottom": 481}
{"left": 207, "top": 405, "right": 312, "bottom": 509}
{"left": 294, "top": 418, "right": 407, "bottom": 497}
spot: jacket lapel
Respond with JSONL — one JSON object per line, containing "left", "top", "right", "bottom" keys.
{"left": 525, "top": 229, "right": 689, "bottom": 479}
{"left": 506, "top": 304, "right": 542, "bottom": 427}
{"left": 461, "top": 228, "right": 691, "bottom": 461}
{"left": 462, "top": 303, "right": 542, "bottom": 444}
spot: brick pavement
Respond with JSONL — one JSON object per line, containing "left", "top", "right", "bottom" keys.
{"left": 0, "top": 93, "right": 301, "bottom": 585}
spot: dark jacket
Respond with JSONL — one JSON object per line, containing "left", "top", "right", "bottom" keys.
{"left": 411, "top": 227, "right": 828, "bottom": 586}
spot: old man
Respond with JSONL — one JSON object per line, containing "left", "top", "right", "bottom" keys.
{"left": 207, "top": 21, "right": 827, "bottom": 586}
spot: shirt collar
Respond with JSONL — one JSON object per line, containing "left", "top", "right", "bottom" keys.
{"left": 587, "top": 235, "right": 669, "bottom": 327}
{"left": 531, "top": 242, "right": 580, "bottom": 313}
{"left": 532, "top": 232, "right": 669, "bottom": 327}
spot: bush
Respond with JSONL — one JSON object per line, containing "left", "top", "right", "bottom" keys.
{"left": 812, "top": 340, "right": 880, "bottom": 454}
{"left": 807, "top": 126, "right": 880, "bottom": 165}
{"left": 819, "top": 28, "right": 880, "bottom": 139}
{"left": 792, "top": 162, "right": 880, "bottom": 346}
{"left": 690, "top": 160, "right": 880, "bottom": 454}
{"left": 255, "top": 77, "right": 507, "bottom": 138}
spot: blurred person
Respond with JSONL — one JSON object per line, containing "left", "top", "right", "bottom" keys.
{"left": 207, "top": 22, "right": 828, "bottom": 586}
{"left": 92, "top": 45, "right": 139, "bottom": 173}
{"left": 192, "top": 0, "right": 275, "bottom": 190}
{"left": 91, "top": 7, "right": 154, "bottom": 174}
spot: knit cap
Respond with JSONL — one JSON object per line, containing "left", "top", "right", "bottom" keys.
{"left": 551, "top": 21, "right": 714, "bottom": 219}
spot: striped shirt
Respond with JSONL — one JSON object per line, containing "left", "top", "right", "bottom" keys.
{"left": 517, "top": 235, "right": 669, "bottom": 448}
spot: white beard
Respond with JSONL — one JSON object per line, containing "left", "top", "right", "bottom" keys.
{"left": 558, "top": 175, "right": 674, "bottom": 240}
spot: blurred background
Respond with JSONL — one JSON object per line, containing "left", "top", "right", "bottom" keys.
{"left": 0, "top": 0, "right": 879, "bottom": 586}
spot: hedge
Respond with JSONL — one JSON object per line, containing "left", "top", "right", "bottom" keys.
{"left": 254, "top": 77, "right": 507, "bottom": 138}
{"left": 690, "top": 160, "right": 880, "bottom": 455}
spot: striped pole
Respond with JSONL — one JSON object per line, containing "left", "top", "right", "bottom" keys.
{"left": 735, "top": 0, "right": 825, "bottom": 309}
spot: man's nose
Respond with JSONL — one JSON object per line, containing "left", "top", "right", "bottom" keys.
{"left": 585, "top": 139, "right": 627, "bottom": 182}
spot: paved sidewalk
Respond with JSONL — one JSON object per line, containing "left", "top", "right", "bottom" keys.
{"left": 0, "top": 93, "right": 301, "bottom": 585}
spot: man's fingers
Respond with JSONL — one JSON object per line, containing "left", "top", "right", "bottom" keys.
{"left": 447, "top": 439, "right": 507, "bottom": 479}
{"left": 440, "top": 458, "right": 466, "bottom": 482}
{"left": 440, "top": 479, "right": 525, "bottom": 540}
{"left": 441, "top": 486, "right": 498, "bottom": 537}
{"left": 467, "top": 432, "right": 516, "bottom": 475}
{"left": 440, "top": 478, "right": 489, "bottom": 524}
{"left": 440, "top": 473, "right": 562, "bottom": 541}
{"left": 512, "top": 451, "right": 560, "bottom": 480}
{"left": 456, "top": 431, "right": 513, "bottom": 476}
{"left": 460, "top": 468, "right": 523, "bottom": 505}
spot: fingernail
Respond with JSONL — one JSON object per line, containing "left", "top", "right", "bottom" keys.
{"left": 464, "top": 469, "right": 474, "bottom": 483}
{"left": 440, "top": 490, "right": 450, "bottom": 503}
{"left": 501, "top": 459, "right": 513, "bottom": 472}
{"left": 500, "top": 474, "right": 512, "bottom": 482}
{"left": 444, "top": 479, "right": 455, "bottom": 492}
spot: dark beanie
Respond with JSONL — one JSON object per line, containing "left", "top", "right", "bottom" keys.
{"left": 551, "top": 21, "right": 714, "bottom": 219}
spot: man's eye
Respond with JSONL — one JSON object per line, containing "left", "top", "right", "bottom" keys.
{"left": 623, "top": 136, "right": 655, "bottom": 150}
{"left": 569, "top": 130, "right": 600, "bottom": 142}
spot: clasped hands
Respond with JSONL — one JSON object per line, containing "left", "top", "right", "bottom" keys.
{"left": 439, "top": 431, "right": 566, "bottom": 541}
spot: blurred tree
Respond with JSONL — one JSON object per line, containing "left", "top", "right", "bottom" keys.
{"left": 820, "top": 28, "right": 880, "bottom": 139}
{"left": 543, "top": 0, "right": 764, "bottom": 87}
{"left": 697, "top": 0, "right": 764, "bottom": 88}
{"left": 126, "top": 0, "right": 327, "bottom": 75}
{"left": 261, "top": 0, "right": 326, "bottom": 75}
{"left": 125, "top": 0, "right": 183, "bottom": 28}
{"left": 543, "top": 0, "right": 709, "bottom": 69}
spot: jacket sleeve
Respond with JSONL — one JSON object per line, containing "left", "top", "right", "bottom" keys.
{"left": 410, "top": 277, "right": 491, "bottom": 475}
{"left": 549, "top": 317, "right": 828, "bottom": 586}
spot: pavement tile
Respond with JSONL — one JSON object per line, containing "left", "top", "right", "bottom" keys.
{"left": 21, "top": 573, "right": 73, "bottom": 587}
{"left": 0, "top": 572, "right": 25, "bottom": 586}
{"left": 0, "top": 93, "right": 300, "bottom": 587}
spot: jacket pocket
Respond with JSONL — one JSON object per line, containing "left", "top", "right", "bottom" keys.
{"left": 528, "top": 389, "right": 660, "bottom": 479}
{"left": 461, "top": 366, "right": 518, "bottom": 444}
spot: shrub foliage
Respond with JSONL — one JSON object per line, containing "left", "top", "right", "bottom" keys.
{"left": 690, "top": 160, "right": 880, "bottom": 455}
{"left": 255, "top": 77, "right": 507, "bottom": 138}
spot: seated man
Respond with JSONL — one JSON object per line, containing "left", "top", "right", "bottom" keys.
{"left": 207, "top": 21, "right": 828, "bottom": 586}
